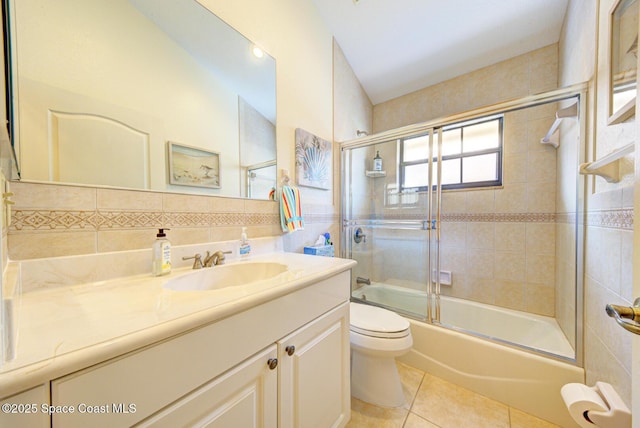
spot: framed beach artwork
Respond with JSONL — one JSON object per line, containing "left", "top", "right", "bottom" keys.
{"left": 295, "top": 128, "right": 332, "bottom": 190}
{"left": 168, "top": 141, "right": 221, "bottom": 188}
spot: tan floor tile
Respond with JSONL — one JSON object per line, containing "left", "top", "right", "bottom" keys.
{"left": 397, "top": 362, "right": 424, "bottom": 410}
{"left": 346, "top": 397, "right": 408, "bottom": 428}
{"left": 509, "top": 408, "right": 561, "bottom": 428}
{"left": 411, "top": 374, "right": 510, "bottom": 428}
{"left": 404, "top": 413, "right": 439, "bottom": 428}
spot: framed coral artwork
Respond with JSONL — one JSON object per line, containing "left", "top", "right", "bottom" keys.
{"left": 294, "top": 128, "right": 332, "bottom": 190}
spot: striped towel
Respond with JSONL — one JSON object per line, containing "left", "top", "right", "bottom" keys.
{"left": 280, "top": 185, "right": 305, "bottom": 232}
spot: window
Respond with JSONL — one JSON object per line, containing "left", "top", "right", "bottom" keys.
{"left": 400, "top": 115, "right": 503, "bottom": 191}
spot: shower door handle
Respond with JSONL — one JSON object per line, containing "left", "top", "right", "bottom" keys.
{"left": 606, "top": 298, "right": 640, "bottom": 335}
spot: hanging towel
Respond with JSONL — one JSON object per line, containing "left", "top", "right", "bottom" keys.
{"left": 280, "top": 185, "right": 305, "bottom": 232}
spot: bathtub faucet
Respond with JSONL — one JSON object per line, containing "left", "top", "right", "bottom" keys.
{"left": 356, "top": 277, "right": 371, "bottom": 286}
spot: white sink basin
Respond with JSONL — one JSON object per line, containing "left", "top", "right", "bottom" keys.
{"left": 164, "top": 262, "right": 289, "bottom": 291}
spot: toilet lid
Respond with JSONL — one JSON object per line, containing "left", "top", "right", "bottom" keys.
{"left": 350, "top": 302, "right": 410, "bottom": 338}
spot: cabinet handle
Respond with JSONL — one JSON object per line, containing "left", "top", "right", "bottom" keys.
{"left": 285, "top": 345, "right": 296, "bottom": 356}
{"left": 267, "top": 358, "right": 278, "bottom": 370}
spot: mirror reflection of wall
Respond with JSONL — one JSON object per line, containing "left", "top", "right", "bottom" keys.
{"left": 8, "top": 0, "right": 276, "bottom": 199}
{"left": 239, "top": 98, "right": 277, "bottom": 199}
{"left": 610, "top": 0, "right": 638, "bottom": 121}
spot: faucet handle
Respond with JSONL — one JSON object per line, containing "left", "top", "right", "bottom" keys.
{"left": 213, "top": 250, "right": 233, "bottom": 265}
{"left": 182, "top": 253, "right": 203, "bottom": 269}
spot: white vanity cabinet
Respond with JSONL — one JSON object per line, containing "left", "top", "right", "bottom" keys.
{"left": 138, "top": 303, "right": 350, "bottom": 428}
{"left": 50, "top": 270, "right": 351, "bottom": 428}
{"left": 278, "top": 303, "right": 350, "bottom": 428}
{"left": 0, "top": 385, "right": 50, "bottom": 428}
{"left": 137, "top": 345, "right": 279, "bottom": 427}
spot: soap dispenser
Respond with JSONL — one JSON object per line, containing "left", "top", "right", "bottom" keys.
{"left": 240, "top": 227, "right": 251, "bottom": 257}
{"left": 152, "top": 228, "right": 171, "bottom": 276}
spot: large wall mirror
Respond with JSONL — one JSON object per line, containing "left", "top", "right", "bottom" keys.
{"left": 608, "top": 0, "right": 638, "bottom": 124}
{"left": 6, "top": 0, "right": 277, "bottom": 200}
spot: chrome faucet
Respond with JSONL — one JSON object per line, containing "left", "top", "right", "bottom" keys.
{"left": 203, "top": 250, "right": 232, "bottom": 267}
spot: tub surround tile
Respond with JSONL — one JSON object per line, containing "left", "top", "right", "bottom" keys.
{"left": 503, "top": 153, "right": 528, "bottom": 184}
{"left": 495, "top": 223, "right": 525, "bottom": 252}
{"left": 527, "top": 150, "right": 557, "bottom": 184}
{"left": 494, "top": 280, "right": 525, "bottom": 311}
{"left": 494, "top": 252, "right": 526, "bottom": 282}
{"left": 494, "top": 184, "right": 527, "bottom": 213}
{"left": 525, "top": 285, "right": 555, "bottom": 316}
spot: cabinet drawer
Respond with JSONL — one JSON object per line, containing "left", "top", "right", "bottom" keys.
{"left": 52, "top": 271, "right": 349, "bottom": 427}
{"left": 0, "top": 385, "right": 49, "bottom": 428}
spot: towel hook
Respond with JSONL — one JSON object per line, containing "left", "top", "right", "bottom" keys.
{"left": 280, "top": 169, "right": 290, "bottom": 186}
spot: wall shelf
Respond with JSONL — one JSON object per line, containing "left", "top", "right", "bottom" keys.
{"left": 540, "top": 102, "right": 579, "bottom": 148}
{"left": 365, "top": 170, "right": 386, "bottom": 178}
{"left": 579, "top": 142, "right": 635, "bottom": 183}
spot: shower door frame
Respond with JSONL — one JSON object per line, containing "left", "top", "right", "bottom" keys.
{"left": 341, "top": 83, "right": 587, "bottom": 366}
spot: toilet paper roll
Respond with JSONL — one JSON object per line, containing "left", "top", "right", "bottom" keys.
{"left": 561, "top": 383, "right": 608, "bottom": 428}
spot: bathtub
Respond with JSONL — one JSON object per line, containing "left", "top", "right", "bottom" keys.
{"left": 352, "top": 284, "right": 584, "bottom": 427}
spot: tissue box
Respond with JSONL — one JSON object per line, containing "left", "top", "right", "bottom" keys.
{"left": 303, "top": 245, "right": 334, "bottom": 257}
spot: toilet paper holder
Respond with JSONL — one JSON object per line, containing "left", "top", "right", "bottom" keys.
{"left": 606, "top": 297, "right": 640, "bottom": 335}
{"left": 561, "top": 381, "right": 631, "bottom": 428}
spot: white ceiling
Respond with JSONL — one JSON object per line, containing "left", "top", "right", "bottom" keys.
{"left": 312, "top": 0, "right": 569, "bottom": 105}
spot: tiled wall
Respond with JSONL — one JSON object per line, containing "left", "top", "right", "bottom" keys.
{"left": 8, "top": 181, "right": 276, "bottom": 259}
{"left": 8, "top": 181, "right": 338, "bottom": 260}
{"left": 558, "top": 0, "right": 633, "bottom": 407}
{"left": 362, "top": 45, "right": 563, "bottom": 317}
{"left": 373, "top": 44, "right": 558, "bottom": 134}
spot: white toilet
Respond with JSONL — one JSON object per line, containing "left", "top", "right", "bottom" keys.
{"left": 349, "top": 302, "right": 413, "bottom": 407}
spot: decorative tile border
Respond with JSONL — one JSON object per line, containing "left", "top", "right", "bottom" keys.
{"left": 9, "top": 209, "right": 336, "bottom": 232}
{"left": 10, "top": 207, "right": 632, "bottom": 233}
{"left": 349, "top": 209, "right": 634, "bottom": 230}
{"left": 352, "top": 212, "right": 559, "bottom": 223}
{"left": 586, "top": 209, "right": 633, "bottom": 230}
{"left": 10, "top": 210, "right": 280, "bottom": 232}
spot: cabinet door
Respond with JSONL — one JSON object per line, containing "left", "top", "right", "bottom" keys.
{"left": 278, "top": 302, "right": 350, "bottom": 428}
{"left": 0, "top": 385, "right": 50, "bottom": 428}
{"left": 136, "top": 345, "right": 278, "bottom": 428}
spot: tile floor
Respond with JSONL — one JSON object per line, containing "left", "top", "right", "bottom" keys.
{"left": 346, "top": 362, "right": 562, "bottom": 428}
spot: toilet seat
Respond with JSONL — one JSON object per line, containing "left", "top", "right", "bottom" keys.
{"left": 350, "top": 302, "right": 410, "bottom": 339}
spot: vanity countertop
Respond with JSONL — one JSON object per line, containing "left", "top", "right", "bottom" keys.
{"left": 0, "top": 251, "right": 356, "bottom": 397}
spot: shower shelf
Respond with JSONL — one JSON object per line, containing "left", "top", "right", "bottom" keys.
{"left": 579, "top": 142, "right": 635, "bottom": 183}
{"left": 540, "top": 102, "right": 578, "bottom": 148}
{"left": 365, "top": 170, "right": 386, "bottom": 178}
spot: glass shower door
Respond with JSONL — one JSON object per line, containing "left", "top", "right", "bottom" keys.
{"left": 343, "top": 132, "right": 440, "bottom": 320}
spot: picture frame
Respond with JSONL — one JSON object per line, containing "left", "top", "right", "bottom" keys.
{"left": 168, "top": 141, "right": 221, "bottom": 189}
{"left": 608, "top": 0, "right": 638, "bottom": 124}
{"left": 294, "top": 128, "right": 332, "bottom": 190}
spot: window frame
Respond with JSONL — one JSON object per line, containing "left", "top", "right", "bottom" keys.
{"left": 399, "top": 115, "right": 504, "bottom": 191}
